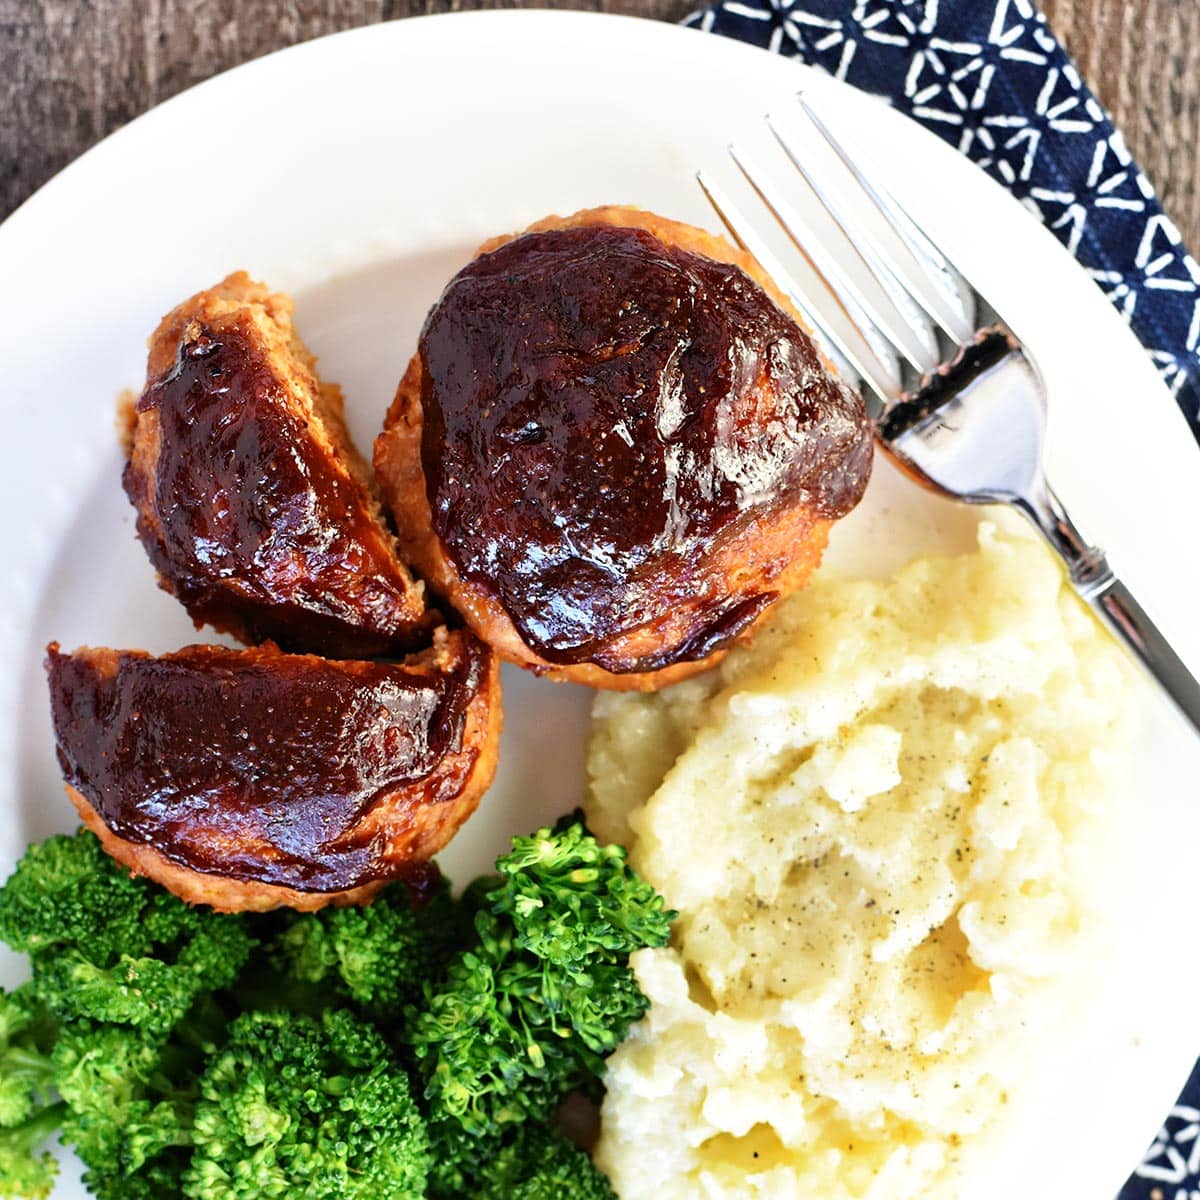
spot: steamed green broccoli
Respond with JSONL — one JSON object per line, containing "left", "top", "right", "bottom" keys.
{"left": 184, "top": 1008, "right": 429, "bottom": 1200}
{"left": 0, "top": 996, "right": 222, "bottom": 1199}
{"left": 410, "top": 911, "right": 586, "bottom": 1133}
{"left": 0, "top": 832, "right": 254, "bottom": 1033}
{"left": 481, "top": 1123, "right": 617, "bottom": 1200}
{"left": 0, "top": 815, "right": 672, "bottom": 1200}
{"left": 0, "top": 988, "right": 58, "bottom": 1131}
{"left": 496, "top": 817, "right": 674, "bottom": 967}
{"left": 0, "top": 986, "right": 204, "bottom": 1199}
{"left": 0, "top": 1000, "right": 434, "bottom": 1200}
{"left": 267, "top": 873, "right": 465, "bottom": 1020}
{"left": 53, "top": 1018, "right": 203, "bottom": 1197}
{"left": 423, "top": 1114, "right": 499, "bottom": 1199}
{"left": 0, "top": 988, "right": 63, "bottom": 1199}
{"left": 426, "top": 1116, "right": 616, "bottom": 1200}
{"left": 408, "top": 813, "right": 674, "bottom": 1137}
{"left": 0, "top": 1103, "right": 64, "bottom": 1200}
{"left": 0, "top": 833, "right": 249, "bottom": 1198}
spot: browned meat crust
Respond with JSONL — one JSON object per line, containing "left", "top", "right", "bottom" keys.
{"left": 124, "top": 272, "right": 438, "bottom": 659}
{"left": 373, "top": 206, "right": 873, "bottom": 691}
{"left": 45, "top": 630, "right": 502, "bottom": 912}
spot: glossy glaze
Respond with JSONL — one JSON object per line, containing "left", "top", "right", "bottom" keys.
{"left": 419, "top": 224, "right": 873, "bottom": 669}
{"left": 45, "top": 639, "right": 487, "bottom": 892}
{"left": 125, "top": 319, "right": 426, "bottom": 658}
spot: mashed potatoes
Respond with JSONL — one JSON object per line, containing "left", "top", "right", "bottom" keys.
{"left": 585, "top": 518, "right": 1135, "bottom": 1200}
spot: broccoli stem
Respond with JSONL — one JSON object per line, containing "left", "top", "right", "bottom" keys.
{"left": 3, "top": 1102, "right": 64, "bottom": 1149}
{"left": 0, "top": 1049, "right": 55, "bottom": 1090}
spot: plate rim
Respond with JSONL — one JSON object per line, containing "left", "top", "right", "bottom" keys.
{"left": 0, "top": 11, "right": 1195, "bottom": 1199}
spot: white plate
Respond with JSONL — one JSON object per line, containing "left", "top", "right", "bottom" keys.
{"left": 1, "top": 11, "right": 1198, "bottom": 1198}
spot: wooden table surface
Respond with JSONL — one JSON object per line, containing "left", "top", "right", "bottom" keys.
{"left": 2, "top": 0, "right": 1198, "bottom": 249}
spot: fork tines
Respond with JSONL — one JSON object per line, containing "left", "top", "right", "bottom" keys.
{"left": 698, "top": 94, "right": 984, "bottom": 410}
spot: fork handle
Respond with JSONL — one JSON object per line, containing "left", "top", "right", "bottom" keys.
{"left": 1024, "top": 484, "right": 1200, "bottom": 735}
{"left": 1085, "top": 576, "right": 1200, "bottom": 733}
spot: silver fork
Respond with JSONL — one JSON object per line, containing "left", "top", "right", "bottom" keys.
{"left": 699, "top": 96, "right": 1200, "bottom": 735}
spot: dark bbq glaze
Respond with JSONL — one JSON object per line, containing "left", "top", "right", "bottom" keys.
{"left": 419, "top": 224, "right": 873, "bottom": 671}
{"left": 45, "top": 637, "right": 487, "bottom": 893}
{"left": 124, "top": 318, "right": 427, "bottom": 659}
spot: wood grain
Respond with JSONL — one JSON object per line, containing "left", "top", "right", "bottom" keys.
{"left": 2, "top": 0, "right": 1198, "bottom": 253}
{"left": 1041, "top": 0, "right": 1200, "bottom": 249}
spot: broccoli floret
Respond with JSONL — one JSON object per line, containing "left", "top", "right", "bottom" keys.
{"left": 184, "top": 1008, "right": 429, "bottom": 1200}
{"left": 0, "top": 988, "right": 215, "bottom": 1200}
{"left": 0, "top": 987, "right": 64, "bottom": 1198}
{"left": 268, "top": 873, "right": 464, "bottom": 1020}
{"left": 410, "top": 912, "right": 586, "bottom": 1134}
{"left": 0, "top": 1102, "right": 65, "bottom": 1199}
{"left": 0, "top": 988, "right": 58, "bottom": 1130}
{"left": 408, "top": 815, "right": 674, "bottom": 1137}
{"left": 0, "top": 987, "right": 57, "bottom": 1053}
{"left": 494, "top": 812, "right": 674, "bottom": 967}
{"left": 0, "top": 831, "right": 255, "bottom": 1033}
{"left": 424, "top": 1113, "right": 501, "bottom": 1199}
{"left": 428, "top": 1117, "right": 616, "bottom": 1200}
{"left": 83, "top": 1155, "right": 191, "bottom": 1200}
{"left": 34, "top": 916, "right": 251, "bottom": 1034}
{"left": 0, "top": 834, "right": 148, "bottom": 962}
{"left": 483, "top": 1123, "right": 617, "bottom": 1200}
{"left": 54, "top": 1019, "right": 198, "bottom": 1196}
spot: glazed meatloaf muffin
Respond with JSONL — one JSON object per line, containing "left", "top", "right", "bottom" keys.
{"left": 374, "top": 206, "right": 874, "bottom": 691}
{"left": 124, "top": 272, "right": 437, "bottom": 659}
{"left": 45, "top": 631, "right": 501, "bottom": 912}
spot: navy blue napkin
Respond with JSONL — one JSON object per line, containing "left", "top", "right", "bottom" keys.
{"left": 683, "top": 2, "right": 1200, "bottom": 1195}
{"left": 686, "top": 0, "right": 1200, "bottom": 435}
